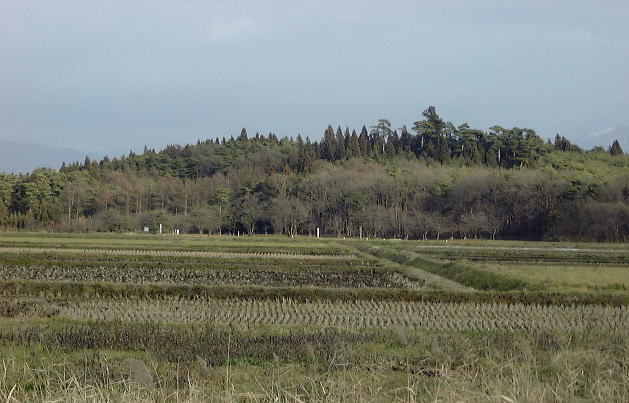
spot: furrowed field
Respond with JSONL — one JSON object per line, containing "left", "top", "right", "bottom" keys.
{"left": 2, "top": 233, "right": 629, "bottom": 402}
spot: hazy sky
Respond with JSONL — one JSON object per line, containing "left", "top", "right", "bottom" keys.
{"left": 1, "top": 1, "right": 628, "bottom": 155}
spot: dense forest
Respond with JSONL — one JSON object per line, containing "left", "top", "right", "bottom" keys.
{"left": 1, "top": 107, "right": 628, "bottom": 241}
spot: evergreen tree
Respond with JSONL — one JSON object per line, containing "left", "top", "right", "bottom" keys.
{"left": 336, "top": 126, "right": 346, "bottom": 160}
{"left": 389, "top": 130, "right": 401, "bottom": 155}
{"left": 320, "top": 126, "right": 337, "bottom": 161}
{"left": 553, "top": 134, "right": 579, "bottom": 152}
{"left": 370, "top": 119, "right": 392, "bottom": 155}
{"left": 238, "top": 128, "right": 248, "bottom": 141}
{"left": 303, "top": 137, "right": 316, "bottom": 171}
{"left": 358, "top": 126, "right": 369, "bottom": 156}
{"left": 399, "top": 126, "right": 413, "bottom": 152}
{"left": 483, "top": 135, "right": 501, "bottom": 167}
{"left": 610, "top": 140, "right": 624, "bottom": 156}
{"left": 348, "top": 130, "right": 360, "bottom": 158}
{"left": 414, "top": 106, "right": 446, "bottom": 160}
{"left": 384, "top": 132, "right": 397, "bottom": 156}
{"left": 457, "top": 124, "right": 484, "bottom": 164}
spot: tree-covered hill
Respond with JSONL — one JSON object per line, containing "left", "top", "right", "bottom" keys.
{"left": 1, "top": 107, "right": 628, "bottom": 241}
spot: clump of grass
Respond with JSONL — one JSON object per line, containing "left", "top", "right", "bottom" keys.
{"left": 196, "top": 355, "right": 211, "bottom": 377}
{"left": 0, "top": 298, "right": 59, "bottom": 318}
{"left": 124, "top": 358, "right": 154, "bottom": 389}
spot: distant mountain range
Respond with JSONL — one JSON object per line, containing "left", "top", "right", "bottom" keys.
{"left": 0, "top": 140, "right": 86, "bottom": 174}
{"left": 577, "top": 126, "right": 629, "bottom": 151}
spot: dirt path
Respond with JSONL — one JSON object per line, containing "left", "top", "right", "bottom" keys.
{"left": 347, "top": 244, "right": 472, "bottom": 292}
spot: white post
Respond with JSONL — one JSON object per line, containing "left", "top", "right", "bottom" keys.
{"left": 316, "top": 227, "right": 320, "bottom": 238}
{"left": 159, "top": 224, "right": 162, "bottom": 234}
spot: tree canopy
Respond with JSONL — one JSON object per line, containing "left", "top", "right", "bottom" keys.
{"left": 2, "top": 106, "right": 628, "bottom": 241}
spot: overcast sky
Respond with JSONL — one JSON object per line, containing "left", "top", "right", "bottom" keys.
{"left": 1, "top": 1, "right": 628, "bottom": 156}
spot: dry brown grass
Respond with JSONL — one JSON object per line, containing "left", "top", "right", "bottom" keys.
{"left": 56, "top": 296, "right": 629, "bottom": 331}
{"left": 1, "top": 347, "right": 628, "bottom": 403}
{"left": 0, "top": 246, "right": 355, "bottom": 260}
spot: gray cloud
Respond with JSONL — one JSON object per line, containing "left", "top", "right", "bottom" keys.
{"left": 1, "top": 1, "right": 628, "bottom": 155}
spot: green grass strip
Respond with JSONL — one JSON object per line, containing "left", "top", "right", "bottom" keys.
{"left": 360, "top": 245, "right": 531, "bottom": 291}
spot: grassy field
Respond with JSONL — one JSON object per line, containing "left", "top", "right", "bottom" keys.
{"left": 1, "top": 232, "right": 629, "bottom": 402}
{"left": 470, "top": 262, "right": 629, "bottom": 292}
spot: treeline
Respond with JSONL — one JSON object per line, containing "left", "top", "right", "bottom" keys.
{"left": 1, "top": 107, "right": 628, "bottom": 241}
{"left": 59, "top": 107, "right": 588, "bottom": 178}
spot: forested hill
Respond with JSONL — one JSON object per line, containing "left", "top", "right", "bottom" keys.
{"left": 1, "top": 107, "right": 628, "bottom": 241}
{"left": 59, "top": 106, "right": 587, "bottom": 178}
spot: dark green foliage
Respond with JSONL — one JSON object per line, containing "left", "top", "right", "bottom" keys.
{"left": 1, "top": 106, "right": 629, "bottom": 241}
{"left": 554, "top": 134, "right": 582, "bottom": 152}
{"left": 610, "top": 139, "right": 624, "bottom": 156}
